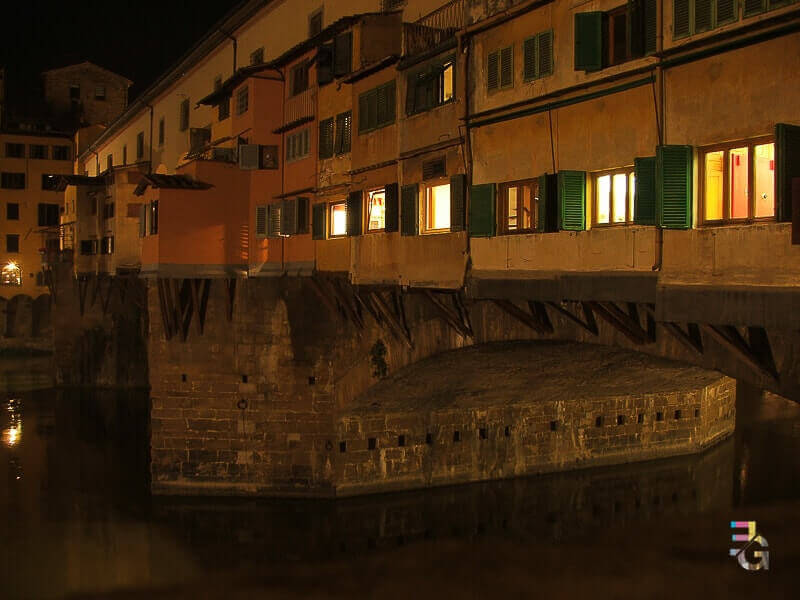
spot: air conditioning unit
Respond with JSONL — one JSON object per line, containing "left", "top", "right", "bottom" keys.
{"left": 211, "top": 147, "right": 235, "bottom": 162}
{"left": 238, "top": 144, "right": 260, "bottom": 170}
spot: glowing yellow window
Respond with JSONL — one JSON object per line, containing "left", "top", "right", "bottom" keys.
{"left": 367, "top": 188, "right": 386, "bottom": 231}
{"left": 704, "top": 151, "right": 724, "bottom": 221}
{"left": 329, "top": 201, "right": 347, "bottom": 237}
{"left": 596, "top": 175, "right": 611, "bottom": 224}
{"left": 754, "top": 143, "right": 775, "bottom": 218}
{"left": 424, "top": 183, "right": 450, "bottom": 232}
{"left": 594, "top": 170, "right": 634, "bottom": 225}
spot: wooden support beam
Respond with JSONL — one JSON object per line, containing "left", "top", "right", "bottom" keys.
{"left": 308, "top": 276, "right": 343, "bottom": 319}
{"left": 661, "top": 322, "right": 704, "bottom": 354}
{"left": 77, "top": 276, "right": 90, "bottom": 318}
{"left": 190, "top": 279, "right": 210, "bottom": 335}
{"left": 424, "top": 290, "right": 473, "bottom": 338}
{"left": 528, "top": 301, "right": 554, "bottom": 334}
{"left": 370, "top": 289, "right": 413, "bottom": 348}
{"left": 223, "top": 278, "right": 236, "bottom": 322}
{"left": 329, "top": 277, "right": 364, "bottom": 329}
{"left": 176, "top": 279, "right": 194, "bottom": 341}
{"left": 587, "top": 301, "right": 651, "bottom": 345}
{"left": 492, "top": 299, "right": 551, "bottom": 335}
{"left": 703, "top": 324, "right": 778, "bottom": 381}
{"left": 156, "top": 279, "right": 174, "bottom": 340}
{"left": 546, "top": 301, "right": 598, "bottom": 336}
{"left": 97, "top": 276, "right": 114, "bottom": 316}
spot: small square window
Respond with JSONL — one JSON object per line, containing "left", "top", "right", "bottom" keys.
{"left": 6, "top": 234, "right": 20, "bottom": 253}
{"left": 479, "top": 427, "right": 488, "bottom": 440}
{"left": 366, "top": 188, "right": 386, "bottom": 232}
{"left": 236, "top": 86, "right": 249, "bottom": 115}
{"left": 595, "top": 416, "right": 604, "bottom": 427}
{"left": 95, "top": 85, "right": 106, "bottom": 100}
{"left": 423, "top": 182, "right": 450, "bottom": 233}
{"left": 398, "top": 435, "right": 405, "bottom": 447}
{"left": 453, "top": 430, "right": 461, "bottom": 442}
{"left": 656, "top": 411, "right": 664, "bottom": 422}
{"left": 7, "top": 203, "right": 20, "bottom": 220}
{"left": 29, "top": 145, "right": 47, "bottom": 159}
{"left": 329, "top": 201, "right": 347, "bottom": 237}
{"left": 69, "top": 84, "right": 80, "bottom": 100}
{"left": 617, "top": 415, "right": 625, "bottom": 426}
{"left": 5, "top": 143, "right": 24, "bottom": 158}
{"left": 249, "top": 47, "right": 264, "bottom": 65}
{"left": 550, "top": 420, "right": 558, "bottom": 431}
{"left": 595, "top": 170, "right": 635, "bottom": 225}
{"left": 637, "top": 413, "right": 644, "bottom": 424}
{"left": 368, "top": 437, "right": 377, "bottom": 450}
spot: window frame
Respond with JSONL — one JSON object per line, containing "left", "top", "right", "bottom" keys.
{"left": 365, "top": 187, "right": 387, "bottom": 233}
{"left": 487, "top": 45, "right": 514, "bottom": 93}
{"left": 7, "top": 203, "right": 20, "bottom": 220}
{"left": 290, "top": 62, "right": 310, "bottom": 97}
{"left": 498, "top": 179, "right": 539, "bottom": 234}
{"left": 698, "top": 134, "right": 776, "bottom": 225}
{"left": 286, "top": 128, "right": 311, "bottom": 163}
{"left": 406, "top": 56, "right": 456, "bottom": 116}
{"left": 236, "top": 86, "right": 249, "bottom": 115}
{"left": 358, "top": 80, "right": 396, "bottom": 134}
{"left": 592, "top": 167, "right": 636, "bottom": 226}
{"left": 673, "top": 0, "right": 742, "bottom": 40}
{"left": 95, "top": 85, "right": 106, "bottom": 100}
{"left": 29, "top": 144, "right": 48, "bottom": 159}
{"left": 53, "top": 145, "right": 71, "bottom": 160}
{"left": 6, "top": 234, "right": 20, "bottom": 253}
{"left": 1, "top": 172, "right": 26, "bottom": 189}
{"left": 5, "top": 143, "right": 24, "bottom": 158}
{"left": 421, "top": 178, "right": 452, "bottom": 234}
{"left": 334, "top": 111, "right": 352, "bottom": 155}
{"left": 179, "top": 98, "right": 190, "bottom": 132}
{"left": 328, "top": 200, "right": 348, "bottom": 238}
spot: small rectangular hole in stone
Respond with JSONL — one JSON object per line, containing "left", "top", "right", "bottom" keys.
{"left": 181, "top": 374, "right": 187, "bottom": 382}
{"left": 617, "top": 415, "right": 625, "bottom": 426}
{"left": 242, "top": 374, "right": 248, "bottom": 383}
{"left": 674, "top": 409, "right": 682, "bottom": 420}
{"left": 425, "top": 432, "right": 433, "bottom": 445}
{"left": 308, "top": 376, "right": 316, "bottom": 385}
{"left": 595, "top": 416, "right": 604, "bottom": 427}
{"left": 339, "top": 441, "right": 346, "bottom": 453}
{"left": 453, "top": 430, "right": 461, "bottom": 443}
{"left": 550, "top": 420, "right": 558, "bottom": 431}
{"left": 368, "top": 437, "right": 376, "bottom": 450}
{"left": 479, "top": 427, "right": 487, "bottom": 440}
{"left": 637, "top": 413, "right": 644, "bottom": 424}
{"left": 504, "top": 425, "right": 510, "bottom": 437}
{"left": 695, "top": 408, "right": 701, "bottom": 418}
{"left": 656, "top": 411, "right": 664, "bottom": 422}
{"left": 398, "top": 435, "right": 405, "bottom": 447}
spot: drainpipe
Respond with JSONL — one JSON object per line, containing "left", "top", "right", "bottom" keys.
{"left": 461, "top": 32, "right": 473, "bottom": 264}
{"left": 220, "top": 29, "right": 238, "bottom": 72}
{"left": 144, "top": 103, "right": 154, "bottom": 174}
{"left": 652, "top": 0, "right": 666, "bottom": 272}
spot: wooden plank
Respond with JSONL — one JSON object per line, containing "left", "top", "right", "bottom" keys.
{"left": 424, "top": 290, "right": 472, "bottom": 338}
{"left": 492, "top": 299, "right": 550, "bottom": 335}
{"left": 661, "top": 322, "right": 703, "bottom": 354}
{"left": 371, "top": 289, "right": 413, "bottom": 348}
{"left": 528, "top": 301, "right": 554, "bottom": 334}
{"left": 587, "top": 301, "right": 650, "bottom": 345}
{"left": 703, "top": 324, "right": 778, "bottom": 381}
{"left": 546, "top": 301, "right": 598, "bottom": 336}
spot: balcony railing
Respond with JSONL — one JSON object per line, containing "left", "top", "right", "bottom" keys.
{"left": 404, "top": 0, "right": 465, "bottom": 57}
{"left": 283, "top": 87, "right": 316, "bottom": 131}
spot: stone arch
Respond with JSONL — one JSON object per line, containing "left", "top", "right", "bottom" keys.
{"left": 4, "top": 294, "right": 34, "bottom": 338}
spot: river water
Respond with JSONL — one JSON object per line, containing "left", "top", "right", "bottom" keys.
{"left": 1, "top": 363, "right": 798, "bottom": 599}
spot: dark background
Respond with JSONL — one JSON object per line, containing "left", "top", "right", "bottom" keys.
{"left": 0, "top": 0, "right": 236, "bottom": 113}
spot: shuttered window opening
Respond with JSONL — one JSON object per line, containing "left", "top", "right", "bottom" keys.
{"left": 523, "top": 31, "right": 554, "bottom": 81}
{"left": 422, "top": 157, "right": 446, "bottom": 180}
{"left": 279, "top": 197, "right": 309, "bottom": 236}
{"left": 487, "top": 46, "right": 514, "bottom": 92}
{"left": 593, "top": 169, "right": 636, "bottom": 225}
{"left": 634, "top": 157, "right": 657, "bottom": 225}
{"left": 319, "top": 118, "right": 334, "bottom": 159}
{"left": 776, "top": 123, "right": 800, "bottom": 223}
{"left": 179, "top": 98, "right": 190, "bottom": 131}
{"left": 329, "top": 201, "right": 348, "bottom": 237}
{"left": 422, "top": 180, "right": 452, "bottom": 233}
{"left": 236, "top": 86, "right": 249, "bottom": 115}
{"left": 291, "top": 62, "right": 310, "bottom": 96}
{"left": 358, "top": 80, "right": 396, "bottom": 133}
{"left": 385, "top": 183, "right": 400, "bottom": 233}
{"left": 317, "top": 42, "right": 334, "bottom": 86}
{"left": 334, "top": 111, "right": 352, "bottom": 155}
{"left": 136, "top": 131, "right": 145, "bottom": 160}
{"left": 267, "top": 204, "right": 282, "bottom": 237}
{"left": 367, "top": 188, "right": 387, "bottom": 231}
{"left": 558, "top": 171, "right": 586, "bottom": 231}
{"left": 312, "top": 202, "right": 327, "bottom": 240}
{"left": 286, "top": 128, "right": 311, "bottom": 162}
{"left": 674, "top": 0, "right": 741, "bottom": 40}
{"left": 346, "top": 191, "right": 362, "bottom": 236}
{"left": 406, "top": 57, "right": 455, "bottom": 115}
{"left": 744, "top": 0, "right": 792, "bottom": 17}
{"left": 255, "top": 205, "right": 268, "bottom": 238}
{"left": 498, "top": 180, "right": 539, "bottom": 233}
{"left": 401, "top": 184, "right": 419, "bottom": 236}
{"left": 469, "top": 184, "right": 496, "bottom": 237}
{"left": 333, "top": 32, "right": 353, "bottom": 77}
{"left": 657, "top": 145, "right": 693, "bottom": 229}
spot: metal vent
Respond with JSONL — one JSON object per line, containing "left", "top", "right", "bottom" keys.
{"left": 422, "top": 157, "right": 446, "bottom": 180}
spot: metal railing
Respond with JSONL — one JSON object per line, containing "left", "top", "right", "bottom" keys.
{"left": 404, "top": 0, "right": 465, "bottom": 57}
{"left": 284, "top": 87, "right": 316, "bottom": 127}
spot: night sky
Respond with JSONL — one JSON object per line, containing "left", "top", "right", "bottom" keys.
{"left": 0, "top": 1, "right": 236, "bottom": 112}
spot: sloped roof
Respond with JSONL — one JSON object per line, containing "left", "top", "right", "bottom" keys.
{"left": 41, "top": 61, "right": 133, "bottom": 86}
{"left": 54, "top": 174, "right": 108, "bottom": 192}
{"left": 133, "top": 174, "right": 213, "bottom": 196}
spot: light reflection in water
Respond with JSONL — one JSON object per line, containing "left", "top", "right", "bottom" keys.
{"left": 3, "top": 397, "right": 22, "bottom": 449}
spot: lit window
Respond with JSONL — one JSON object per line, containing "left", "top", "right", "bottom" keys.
{"left": 330, "top": 201, "right": 347, "bottom": 237}
{"left": 424, "top": 182, "right": 450, "bottom": 232}
{"left": 499, "top": 180, "right": 537, "bottom": 233}
{"left": 594, "top": 169, "right": 635, "bottom": 225}
{"left": 701, "top": 138, "right": 775, "bottom": 223}
{"left": 1, "top": 261, "right": 21, "bottom": 286}
{"left": 367, "top": 188, "right": 386, "bottom": 231}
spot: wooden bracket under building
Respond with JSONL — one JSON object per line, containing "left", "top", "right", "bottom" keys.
{"left": 425, "top": 290, "right": 474, "bottom": 339}
{"left": 77, "top": 275, "right": 90, "bottom": 317}
{"left": 223, "top": 278, "right": 236, "bottom": 323}
{"left": 190, "top": 279, "right": 211, "bottom": 335}
{"left": 492, "top": 299, "right": 553, "bottom": 335}
{"left": 586, "top": 301, "right": 655, "bottom": 345}
{"left": 661, "top": 321, "right": 704, "bottom": 354}
{"left": 364, "top": 287, "right": 413, "bottom": 348}
{"left": 703, "top": 324, "right": 779, "bottom": 382}
{"left": 546, "top": 301, "right": 598, "bottom": 336}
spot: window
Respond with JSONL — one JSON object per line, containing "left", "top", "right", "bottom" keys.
{"left": 523, "top": 30, "right": 554, "bottom": 80}
{"left": 80, "top": 239, "right": 97, "bottom": 255}
{"left": 38, "top": 203, "right": 60, "bottom": 226}
{"left": 743, "top": 0, "right": 792, "bottom": 18}
{"left": 53, "top": 145, "right": 70, "bottom": 160}
{"left": 575, "top": 4, "right": 656, "bottom": 71}
{"left": 158, "top": 117, "right": 165, "bottom": 146}
{"left": 329, "top": 201, "right": 347, "bottom": 237}
{"left": 358, "top": 80, "right": 396, "bottom": 133}
{"left": 594, "top": 169, "right": 636, "bottom": 225}
{"left": 122, "top": 145, "right": 127, "bottom": 165}
{"left": 150, "top": 201, "right": 159, "bottom": 234}
{"left": 367, "top": 188, "right": 386, "bottom": 231}
{"left": 487, "top": 46, "right": 513, "bottom": 91}
{"left": 106, "top": 154, "right": 113, "bottom": 172}
{"left": 499, "top": 180, "right": 538, "bottom": 233}
{"left": 236, "top": 86, "right": 249, "bottom": 115}
{"left": 29, "top": 144, "right": 47, "bottom": 159}
{"left": 42, "top": 174, "right": 60, "bottom": 191}
{"left": 286, "top": 128, "right": 311, "bottom": 162}
{"left": 250, "top": 47, "right": 264, "bottom": 65}
{"left": 701, "top": 138, "right": 775, "bottom": 223}
{"left": 101, "top": 236, "right": 114, "bottom": 255}
{"left": 7, "top": 203, "right": 19, "bottom": 220}
{"left": 179, "top": 98, "right": 190, "bottom": 131}
{"left": 2, "top": 262, "right": 22, "bottom": 286}
{"left": 333, "top": 32, "right": 353, "bottom": 77}
{"left": 69, "top": 84, "right": 80, "bottom": 100}
{"left": 407, "top": 57, "right": 455, "bottom": 115}
{"left": 334, "top": 111, "right": 352, "bottom": 154}
{"left": 136, "top": 131, "right": 144, "bottom": 160}
{"left": 95, "top": 85, "right": 106, "bottom": 100}
{"left": 291, "top": 62, "right": 310, "bottom": 96}
{"left": 319, "top": 118, "right": 334, "bottom": 159}
{"left": 1, "top": 173, "right": 25, "bottom": 189}
{"left": 309, "top": 9, "right": 323, "bottom": 37}
{"left": 6, "top": 234, "right": 19, "bottom": 253}
{"left": 423, "top": 181, "right": 451, "bottom": 232}
{"left": 219, "top": 97, "right": 231, "bottom": 121}
{"left": 674, "top": 0, "right": 740, "bottom": 39}
{"left": 103, "top": 202, "right": 115, "bottom": 219}
{"left": 5, "top": 143, "right": 24, "bottom": 158}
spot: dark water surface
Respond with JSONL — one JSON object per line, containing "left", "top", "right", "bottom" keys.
{"left": 2, "top": 374, "right": 799, "bottom": 599}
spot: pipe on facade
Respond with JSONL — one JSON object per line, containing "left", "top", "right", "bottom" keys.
{"left": 144, "top": 103, "right": 154, "bottom": 174}
{"left": 652, "top": 0, "right": 666, "bottom": 273}
{"left": 220, "top": 29, "right": 238, "bottom": 72}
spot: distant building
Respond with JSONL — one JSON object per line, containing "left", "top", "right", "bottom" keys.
{"left": 41, "top": 61, "right": 132, "bottom": 130}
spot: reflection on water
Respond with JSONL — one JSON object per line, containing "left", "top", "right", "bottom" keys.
{"left": 1, "top": 386, "right": 799, "bottom": 599}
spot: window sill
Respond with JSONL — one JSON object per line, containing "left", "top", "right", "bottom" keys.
{"left": 405, "top": 98, "right": 457, "bottom": 120}
{"left": 699, "top": 218, "right": 777, "bottom": 228}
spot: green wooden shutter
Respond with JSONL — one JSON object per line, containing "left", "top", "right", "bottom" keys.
{"left": 319, "top": 118, "right": 334, "bottom": 159}
{"left": 558, "top": 171, "right": 586, "bottom": 231}
{"left": 296, "top": 197, "right": 309, "bottom": 233}
{"left": 450, "top": 174, "right": 466, "bottom": 232}
{"left": 346, "top": 190, "right": 362, "bottom": 236}
{"left": 644, "top": 0, "right": 657, "bottom": 54}
{"left": 743, "top": 0, "right": 765, "bottom": 16}
{"left": 536, "top": 174, "right": 549, "bottom": 232}
{"left": 500, "top": 46, "right": 513, "bottom": 88}
{"left": 469, "top": 184, "right": 496, "bottom": 237}
{"left": 385, "top": 183, "right": 399, "bottom": 232}
{"left": 487, "top": 51, "right": 499, "bottom": 91}
{"left": 628, "top": 0, "right": 645, "bottom": 58}
{"left": 673, "top": 0, "right": 691, "bottom": 38}
{"left": 333, "top": 32, "right": 353, "bottom": 77}
{"left": 401, "top": 184, "right": 419, "bottom": 236}
{"left": 716, "top": 0, "right": 737, "bottom": 24}
{"left": 656, "top": 145, "right": 693, "bottom": 229}
{"left": 281, "top": 198, "right": 297, "bottom": 235}
{"left": 694, "top": 0, "right": 713, "bottom": 33}
{"left": 255, "top": 205, "right": 268, "bottom": 237}
{"left": 317, "top": 42, "right": 334, "bottom": 85}
{"left": 574, "top": 12, "right": 603, "bottom": 72}
{"left": 538, "top": 30, "right": 553, "bottom": 77}
{"left": 634, "top": 157, "right": 657, "bottom": 225}
{"left": 523, "top": 36, "right": 537, "bottom": 80}
{"left": 312, "top": 203, "right": 326, "bottom": 239}
{"left": 776, "top": 123, "right": 800, "bottom": 223}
